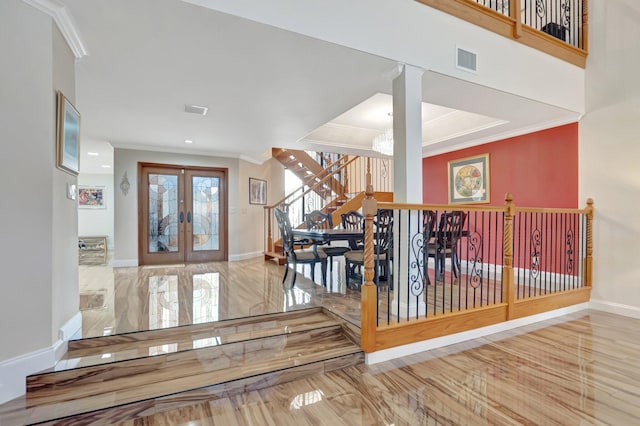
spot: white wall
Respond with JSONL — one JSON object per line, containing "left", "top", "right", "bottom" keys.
{"left": 0, "top": 0, "right": 54, "bottom": 362}
{"left": 186, "top": 0, "right": 585, "bottom": 114}
{"left": 238, "top": 158, "right": 285, "bottom": 258}
{"left": 78, "top": 173, "right": 115, "bottom": 250}
{"left": 113, "top": 149, "right": 282, "bottom": 265}
{"left": 51, "top": 24, "right": 80, "bottom": 345}
{"left": 0, "top": 0, "right": 79, "bottom": 403}
{"left": 580, "top": 0, "right": 640, "bottom": 312}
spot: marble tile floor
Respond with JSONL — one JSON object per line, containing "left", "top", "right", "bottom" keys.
{"left": 78, "top": 257, "right": 364, "bottom": 339}
{"left": 77, "top": 256, "right": 508, "bottom": 338}
{"left": 3, "top": 309, "right": 640, "bottom": 425}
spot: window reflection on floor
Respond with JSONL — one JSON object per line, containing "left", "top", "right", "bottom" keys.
{"left": 149, "top": 275, "right": 179, "bottom": 330}
{"left": 193, "top": 273, "right": 219, "bottom": 324}
{"left": 284, "top": 287, "right": 312, "bottom": 310}
{"left": 149, "top": 343, "right": 178, "bottom": 356}
{"left": 289, "top": 389, "right": 324, "bottom": 410}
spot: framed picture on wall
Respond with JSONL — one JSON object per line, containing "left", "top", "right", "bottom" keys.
{"left": 78, "top": 186, "right": 106, "bottom": 209}
{"left": 448, "top": 154, "right": 490, "bottom": 204}
{"left": 56, "top": 91, "right": 81, "bottom": 176}
{"left": 249, "top": 178, "right": 267, "bottom": 205}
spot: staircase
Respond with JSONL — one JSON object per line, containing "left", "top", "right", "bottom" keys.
{"left": 271, "top": 148, "right": 346, "bottom": 199}
{"left": 264, "top": 149, "right": 394, "bottom": 264}
{"left": 21, "top": 308, "right": 362, "bottom": 424}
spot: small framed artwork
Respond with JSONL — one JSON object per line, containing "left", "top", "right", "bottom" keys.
{"left": 249, "top": 178, "right": 267, "bottom": 205}
{"left": 56, "top": 91, "right": 81, "bottom": 176}
{"left": 78, "top": 186, "right": 106, "bottom": 209}
{"left": 448, "top": 154, "right": 490, "bottom": 204}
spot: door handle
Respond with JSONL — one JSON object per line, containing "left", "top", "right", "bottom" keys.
{"left": 179, "top": 211, "right": 184, "bottom": 223}
{"left": 187, "top": 212, "right": 192, "bottom": 223}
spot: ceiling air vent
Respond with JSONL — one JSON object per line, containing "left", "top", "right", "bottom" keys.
{"left": 184, "top": 104, "right": 209, "bottom": 116}
{"left": 456, "top": 47, "right": 478, "bottom": 73}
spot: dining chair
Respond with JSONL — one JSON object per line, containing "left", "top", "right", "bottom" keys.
{"left": 274, "top": 208, "right": 327, "bottom": 288}
{"left": 419, "top": 210, "right": 437, "bottom": 285}
{"left": 305, "top": 210, "right": 351, "bottom": 267}
{"left": 340, "top": 211, "right": 365, "bottom": 250}
{"left": 428, "top": 210, "right": 467, "bottom": 281}
{"left": 344, "top": 209, "right": 393, "bottom": 288}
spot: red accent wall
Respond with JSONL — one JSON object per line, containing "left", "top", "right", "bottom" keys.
{"left": 422, "top": 123, "right": 579, "bottom": 208}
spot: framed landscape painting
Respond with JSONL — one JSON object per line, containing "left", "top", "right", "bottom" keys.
{"left": 448, "top": 154, "right": 490, "bottom": 204}
{"left": 249, "top": 178, "right": 267, "bottom": 205}
{"left": 56, "top": 91, "right": 81, "bottom": 176}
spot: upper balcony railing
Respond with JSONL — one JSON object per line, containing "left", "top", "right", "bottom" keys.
{"left": 416, "top": 0, "right": 588, "bottom": 67}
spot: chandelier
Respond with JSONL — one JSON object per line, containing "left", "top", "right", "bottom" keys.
{"left": 372, "top": 112, "right": 394, "bottom": 156}
{"left": 372, "top": 128, "right": 393, "bottom": 156}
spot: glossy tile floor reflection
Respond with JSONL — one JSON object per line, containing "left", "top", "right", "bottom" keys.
{"left": 79, "top": 257, "right": 363, "bottom": 338}
{"left": 29, "top": 309, "right": 640, "bottom": 425}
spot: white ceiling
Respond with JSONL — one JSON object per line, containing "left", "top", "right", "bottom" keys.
{"left": 301, "top": 93, "right": 508, "bottom": 152}
{"left": 61, "top": 0, "right": 580, "bottom": 173}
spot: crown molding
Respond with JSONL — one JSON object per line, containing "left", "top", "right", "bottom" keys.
{"left": 423, "top": 116, "right": 579, "bottom": 157}
{"left": 23, "top": 0, "right": 88, "bottom": 59}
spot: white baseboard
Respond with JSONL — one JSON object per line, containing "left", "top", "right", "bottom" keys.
{"left": 114, "top": 253, "right": 263, "bottom": 265}
{"left": 59, "top": 311, "right": 82, "bottom": 341}
{"left": 229, "top": 251, "right": 263, "bottom": 261}
{"left": 0, "top": 311, "right": 81, "bottom": 404}
{"left": 589, "top": 299, "right": 640, "bottom": 319}
{"left": 365, "top": 303, "right": 589, "bottom": 365}
{"left": 0, "top": 345, "right": 57, "bottom": 404}
{"left": 112, "top": 259, "right": 138, "bottom": 267}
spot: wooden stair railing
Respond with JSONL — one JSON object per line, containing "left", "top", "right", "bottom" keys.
{"left": 272, "top": 148, "right": 347, "bottom": 198}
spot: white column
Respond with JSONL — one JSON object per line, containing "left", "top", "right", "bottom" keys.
{"left": 391, "top": 64, "right": 425, "bottom": 318}
{"left": 392, "top": 64, "right": 423, "bottom": 204}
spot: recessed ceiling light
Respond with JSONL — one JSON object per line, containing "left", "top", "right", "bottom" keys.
{"left": 87, "top": 152, "right": 100, "bottom": 156}
{"left": 184, "top": 139, "right": 193, "bottom": 144}
{"left": 184, "top": 105, "right": 208, "bottom": 116}
{"left": 101, "top": 164, "right": 111, "bottom": 168}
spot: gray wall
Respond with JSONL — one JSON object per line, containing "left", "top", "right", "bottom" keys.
{"left": 0, "top": 1, "right": 77, "bottom": 361}
{"left": 114, "top": 149, "right": 284, "bottom": 263}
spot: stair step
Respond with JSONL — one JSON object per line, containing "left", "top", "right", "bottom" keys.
{"left": 52, "top": 308, "right": 330, "bottom": 371}
{"left": 264, "top": 251, "right": 286, "bottom": 264}
{"left": 22, "top": 310, "right": 363, "bottom": 423}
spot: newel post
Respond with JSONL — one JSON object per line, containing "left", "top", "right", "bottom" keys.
{"left": 510, "top": 0, "right": 522, "bottom": 38}
{"left": 503, "top": 193, "right": 516, "bottom": 320}
{"left": 582, "top": 0, "right": 589, "bottom": 52}
{"left": 361, "top": 158, "right": 378, "bottom": 353}
{"left": 584, "top": 198, "right": 594, "bottom": 288}
{"left": 265, "top": 207, "right": 273, "bottom": 253}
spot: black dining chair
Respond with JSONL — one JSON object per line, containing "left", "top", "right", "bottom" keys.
{"left": 340, "top": 211, "right": 365, "bottom": 250}
{"left": 428, "top": 211, "right": 467, "bottom": 281}
{"left": 344, "top": 209, "right": 393, "bottom": 288}
{"left": 305, "top": 210, "right": 351, "bottom": 268}
{"left": 419, "top": 209, "right": 437, "bottom": 285}
{"left": 274, "top": 208, "right": 327, "bottom": 288}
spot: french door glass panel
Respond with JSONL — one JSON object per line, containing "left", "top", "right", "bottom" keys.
{"left": 191, "top": 176, "right": 220, "bottom": 252}
{"left": 148, "top": 174, "right": 179, "bottom": 253}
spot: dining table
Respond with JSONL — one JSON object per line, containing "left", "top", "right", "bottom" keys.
{"left": 291, "top": 228, "right": 363, "bottom": 256}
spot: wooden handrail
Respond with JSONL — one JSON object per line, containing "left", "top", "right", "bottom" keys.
{"left": 377, "top": 201, "right": 591, "bottom": 216}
